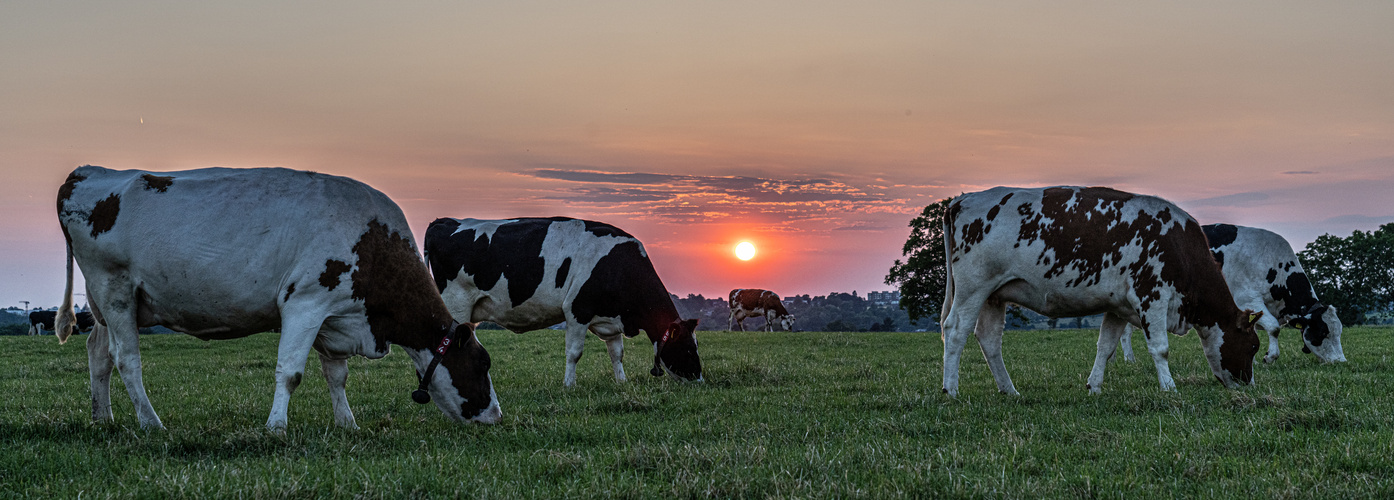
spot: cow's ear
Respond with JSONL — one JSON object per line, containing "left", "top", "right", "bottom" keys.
{"left": 1242, "top": 310, "right": 1263, "bottom": 328}
{"left": 680, "top": 318, "right": 699, "bottom": 332}
{"left": 1288, "top": 318, "right": 1307, "bottom": 330}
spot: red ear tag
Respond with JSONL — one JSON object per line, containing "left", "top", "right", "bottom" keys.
{"left": 434, "top": 336, "right": 453, "bottom": 356}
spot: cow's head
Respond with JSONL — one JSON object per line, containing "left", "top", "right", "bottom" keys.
{"left": 410, "top": 322, "right": 501, "bottom": 424}
{"left": 779, "top": 314, "right": 796, "bottom": 332}
{"left": 1206, "top": 309, "right": 1263, "bottom": 387}
{"left": 650, "top": 318, "right": 702, "bottom": 381}
{"left": 1290, "top": 305, "right": 1346, "bottom": 363}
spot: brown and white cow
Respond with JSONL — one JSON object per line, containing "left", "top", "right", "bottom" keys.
{"left": 55, "top": 166, "right": 499, "bottom": 430}
{"left": 941, "top": 186, "right": 1261, "bottom": 396}
{"left": 425, "top": 217, "right": 701, "bottom": 387}
{"left": 1116, "top": 224, "right": 1346, "bottom": 364}
{"left": 728, "top": 289, "right": 795, "bottom": 332}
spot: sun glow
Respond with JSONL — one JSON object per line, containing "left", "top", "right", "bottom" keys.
{"left": 735, "top": 241, "right": 757, "bottom": 261}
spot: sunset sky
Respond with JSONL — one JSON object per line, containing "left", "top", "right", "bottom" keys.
{"left": 3, "top": 1, "right": 1392, "bottom": 310}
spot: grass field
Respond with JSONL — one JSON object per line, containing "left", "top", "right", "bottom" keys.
{"left": 1, "top": 326, "right": 1391, "bottom": 498}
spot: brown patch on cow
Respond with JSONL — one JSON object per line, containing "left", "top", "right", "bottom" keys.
{"left": 141, "top": 174, "right": 174, "bottom": 192}
{"left": 88, "top": 194, "right": 121, "bottom": 238}
{"left": 349, "top": 219, "right": 455, "bottom": 352}
{"left": 319, "top": 260, "right": 351, "bottom": 291}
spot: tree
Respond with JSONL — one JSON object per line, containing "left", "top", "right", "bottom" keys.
{"left": 1297, "top": 223, "right": 1394, "bottom": 325}
{"left": 885, "top": 198, "right": 952, "bottom": 323}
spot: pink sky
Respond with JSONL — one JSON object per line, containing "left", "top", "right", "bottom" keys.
{"left": 3, "top": 2, "right": 1393, "bottom": 309}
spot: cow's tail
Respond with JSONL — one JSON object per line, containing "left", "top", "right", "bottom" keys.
{"left": 54, "top": 237, "right": 77, "bottom": 344}
{"left": 939, "top": 202, "right": 956, "bottom": 331}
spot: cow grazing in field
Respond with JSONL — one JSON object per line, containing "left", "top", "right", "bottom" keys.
{"left": 27, "top": 311, "right": 92, "bottom": 335}
{"left": 424, "top": 217, "right": 701, "bottom": 387}
{"left": 55, "top": 166, "right": 499, "bottom": 430}
{"left": 940, "top": 186, "right": 1261, "bottom": 396}
{"left": 728, "top": 289, "right": 795, "bottom": 332}
{"left": 28, "top": 311, "right": 54, "bottom": 335}
{"left": 1115, "top": 224, "right": 1345, "bottom": 364}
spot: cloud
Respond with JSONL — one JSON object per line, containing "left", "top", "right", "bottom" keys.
{"left": 1321, "top": 214, "right": 1394, "bottom": 225}
{"left": 1186, "top": 191, "right": 1271, "bottom": 208}
{"left": 518, "top": 168, "right": 921, "bottom": 228}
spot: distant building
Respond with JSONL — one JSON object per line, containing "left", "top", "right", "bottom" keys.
{"left": 867, "top": 290, "right": 900, "bottom": 306}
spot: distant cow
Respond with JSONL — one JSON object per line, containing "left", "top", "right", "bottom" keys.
{"left": 941, "top": 186, "right": 1261, "bottom": 396}
{"left": 55, "top": 165, "right": 499, "bottom": 430}
{"left": 28, "top": 311, "right": 55, "bottom": 335}
{"left": 1115, "top": 224, "right": 1345, "bottom": 364}
{"left": 425, "top": 217, "right": 701, "bottom": 387}
{"left": 728, "top": 289, "right": 795, "bottom": 331}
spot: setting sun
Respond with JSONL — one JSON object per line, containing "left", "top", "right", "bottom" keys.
{"left": 735, "top": 241, "right": 757, "bottom": 261}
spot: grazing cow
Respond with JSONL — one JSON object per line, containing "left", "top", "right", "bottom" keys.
{"left": 55, "top": 166, "right": 499, "bottom": 430}
{"left": 728, "top": 289, "right": 795, "bottom": 332}
{"left": 1115, "top": 224, "right": 1345, "bottom": 364}
{"left": 27, "top": 311, "right": 88, "bottom": 335}
{"left": 28, "top": 311, "right": 55, "bottom": 336}
{"left": 424, "top": 217, "right": 701, "bottom": 387}
{"left": 940, "top": 186, "right": 1261, "bottom": 396}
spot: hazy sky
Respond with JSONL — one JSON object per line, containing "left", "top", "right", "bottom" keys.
{"left": 3, "top": 1, "right": 1392, "bottom": 310}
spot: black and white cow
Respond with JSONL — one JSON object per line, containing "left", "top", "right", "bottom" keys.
{"left": 55, "top": 166, "right": 499, "bottom": 430}
{"left": 28, "top": 311, "right": 94, "bottom": 335}
{"left": 728, "top": 289, "right": 795, "bottom": 332}
{"left": 1115, "top": 224, "right": 1345, "bottom": 364}
{"left": 941, "top": 186, "right": 1261, "bottom": 396}
{"left": 28, "top": 311, "right": 55, "bottom": 336}
{"left": 424, "top": 217, "right": 701, "bottom": 387}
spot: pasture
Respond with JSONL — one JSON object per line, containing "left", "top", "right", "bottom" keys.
{"left": 1, "top": 326, "right": 1391, "bottom": 498}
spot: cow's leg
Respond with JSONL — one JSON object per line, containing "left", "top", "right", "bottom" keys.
{"left": 562, "top": 322, "right": 588, "bottom": 387}
{"left": 318, "top": 352, "right": 357, "bottom": 429}
{"left": 764, "top": 311, "right": 774, "bottom": 332}
{"left": 1140, "top": 314, "right": 1177, "bottom": 392}
{"left": 1116, "top": 324, "right": 1136, "bottom": 362}
{"left": 604, "top": 337, "right": 626, "bottom": 382}
{"left": 941, "top": 290, "right": 992, "bottom": 397}
{"left": 729, "top": 310, "right": 738, "bottom": 331}
{"left": 94, "top": 279, "right": 163, "bottom": 429}
{"left": 1087, "top": 313, "right": 1130, "bottom": 393}
{"left": 1256, "top": 311, "right": 1282, "bottom": 363}
{"left": 267, "top": 313, "right": 324, "bottom": 431}
{"left": 86, "top": 321, "right": 115, "bottom": 423}
{"left": 974, "top": 298, "right": 1018, "bottom": 396}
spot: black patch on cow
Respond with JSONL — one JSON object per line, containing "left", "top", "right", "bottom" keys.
{"left": 350, "top": 220, "right": 493, "bottom": 418}
{"left": 570, "top": 241, "right": 680, "bottom": 337}
{"left": 1273, "top": 271, "right": 1320, "bottom": 318}
{"left": 1203, "top": 224, "right": 1239, "bottom": 250}
{"left": 986, "top": 204, "right": 1001, "bottom": 222}
{"left": 88, "top": 193, "right": 121, "bottom": 238}
{"left": 1212, "top": 250, "right": 1225, "bottom": 267}
{"left": 141, "top": 174, "right": 174, "bottom": 192}
{"left": 1266, "top": 268, "right": 1279, "bottom": 284}
{"left": 320, "top": 260, "right": 351, "bottom": 291}
{"left": 284, "top": 283, "right": 296, "bottom": 302}
{"left": 57, "top": 171, "right": 87, "bottom": 216}
{"left": 423, "top": 218, "right": 551, "bottom": 307}
{"left": 555, "top": 257, "right": 571, "bottom": 288}
{"left": 1302, "top": 305, "right": 1330, "bottom": 347}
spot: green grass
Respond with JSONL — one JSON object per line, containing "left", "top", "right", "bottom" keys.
{"left": 1, "top": 326, "right": 1391, "bottom": 498}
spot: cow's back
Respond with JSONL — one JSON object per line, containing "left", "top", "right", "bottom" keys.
{"left": 59, "top": 166, "right": 415, "bottom": 337}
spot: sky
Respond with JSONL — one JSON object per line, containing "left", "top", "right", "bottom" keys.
{"left": 3, "top": 1, "right": 1393, "bottom": 310}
